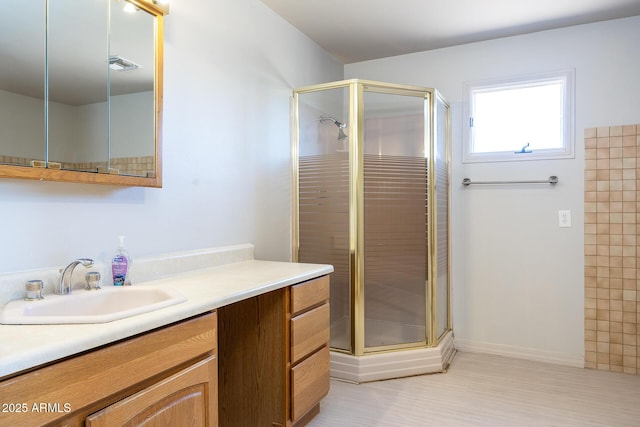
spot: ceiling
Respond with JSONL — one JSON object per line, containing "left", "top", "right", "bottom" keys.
{"left": 259, "top": 0, "right": 640, "bottom": 64}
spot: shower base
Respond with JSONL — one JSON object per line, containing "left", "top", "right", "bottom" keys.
{"left": 329, "top": 328, "right": 455, "bottom": 383}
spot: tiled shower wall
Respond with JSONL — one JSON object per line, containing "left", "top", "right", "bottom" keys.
{"left": 584, "top": 124, "right": 639, "bottom": 375}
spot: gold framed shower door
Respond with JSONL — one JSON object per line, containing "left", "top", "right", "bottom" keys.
{"left": 292, "top": 79, "right": 451, "bottom": 356}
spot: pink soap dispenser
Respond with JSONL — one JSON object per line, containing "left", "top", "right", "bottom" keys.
{"left": 112, "top": 236, "right": 132, "bottom": 286}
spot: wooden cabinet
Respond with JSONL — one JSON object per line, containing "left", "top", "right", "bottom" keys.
{"left": 218, "top": 274, "right": 330, "bottom": 427}
{"left": 0, "top": 312, "right": 217, "bottom": 427}
{"left": 289, "top": 275, "right": 330, "bottom": 425}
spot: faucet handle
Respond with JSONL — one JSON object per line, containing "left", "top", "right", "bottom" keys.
{"left": 85, "top": 272, "right": 102, "bottom": 290}
{"left": 25, "top": 280, "right": 44, "bottom": 301}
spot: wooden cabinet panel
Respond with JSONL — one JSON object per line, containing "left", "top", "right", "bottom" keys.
{"left": 291, "top": 275, "right": 330, "bottom": 316}
{"left": 291, "top": 346, "right": 330, "bottom": 423}
{"left": 217, "top": 289, "right": 286, "bottom": 427}
{"left": 86, "top": 355, "right": 217, "bottom": 427}
{"left": 291, "top": 303, "right": 330, "bottom": 364}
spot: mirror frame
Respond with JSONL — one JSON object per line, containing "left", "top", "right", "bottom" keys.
{"left": 0, "top": 0, "right": 167, "bottom": 188}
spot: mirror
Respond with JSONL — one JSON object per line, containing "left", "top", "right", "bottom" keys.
{"left": 0, "top": 1, "right": 46, "bottom": 169}
{"left": 0, "top": 0, "right": 166, "bottom": 187}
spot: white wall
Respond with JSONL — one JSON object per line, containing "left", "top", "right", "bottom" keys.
{"left": 0, "top": 0, "right": 342, "bottom": 274}
{"left": 346, "top": 16, "right": 640, "bottom": 364}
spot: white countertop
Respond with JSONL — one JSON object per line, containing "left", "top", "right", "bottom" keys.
{"left": 0, "top": 259, "right": 333, "bottom": 379}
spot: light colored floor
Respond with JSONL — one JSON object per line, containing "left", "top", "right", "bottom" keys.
{"left": 309, "top": 351, "right": 640, "bottom": 426}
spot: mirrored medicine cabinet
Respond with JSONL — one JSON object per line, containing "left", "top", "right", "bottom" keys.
{"left": 0, "top": 0, "right": 168, "bottom": 187}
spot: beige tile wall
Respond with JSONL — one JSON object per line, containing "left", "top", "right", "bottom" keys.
{"left": 584, "top": 124, "right": 639, "bottom": 375}
{"left": 110, "top": 156, "right": 155, "bottom": 177}
{"left": 0, "top": 155, "right": 32, "bottom": 166}
{"left": 70, "top": 157, "right": 155, "bottom": 177}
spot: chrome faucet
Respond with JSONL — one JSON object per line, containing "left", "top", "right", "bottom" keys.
{"left": 56, "top": 258, "right": 94, "bottom": 295}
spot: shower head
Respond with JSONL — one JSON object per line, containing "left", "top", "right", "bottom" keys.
{"left": 320, "top": 116, "right": 348, "bottom": 140}
{"left": 320, "top": 116, "right": 346, "bottom": 128}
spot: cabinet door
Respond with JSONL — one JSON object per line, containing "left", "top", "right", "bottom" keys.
{"left": 86, "top": 356, "right": 217, "bottom": 427}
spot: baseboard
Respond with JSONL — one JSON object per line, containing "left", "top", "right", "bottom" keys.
{"left": 454, "top": 338, "right": 584, "bottom": 368}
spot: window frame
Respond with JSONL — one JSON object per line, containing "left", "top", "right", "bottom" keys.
{"left": 462, "top": 69, "right": 575, "bottom": 163}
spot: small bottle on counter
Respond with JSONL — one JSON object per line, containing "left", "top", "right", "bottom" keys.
{"left": 112, "top": 236, "right": 132, "bottom": 286}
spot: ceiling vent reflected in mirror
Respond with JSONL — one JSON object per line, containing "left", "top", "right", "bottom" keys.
{"left": 123, "top": 3, "right": 140, "bottom": 13}
{"left": 123, "top": 0, "right": 170, "bottom": 14}
{"left": 148, "top": 0, "right": 171, "bottom": 13}
{"left": 109, "top": 55, "right": 142, "bottom": 72}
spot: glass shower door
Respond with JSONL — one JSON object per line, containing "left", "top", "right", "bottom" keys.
{"left": 296, "top": 85, "right": 351, "bottom": 352}
{"left": 435, "top": 93, "right": 450, "bottom": 339}
{"left": 362, "top": 90, "right": 428, "bottom": 349}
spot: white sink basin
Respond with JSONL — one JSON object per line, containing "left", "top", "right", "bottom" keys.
{"left": 0, "top": 286, "right": 187, "bottom": 324}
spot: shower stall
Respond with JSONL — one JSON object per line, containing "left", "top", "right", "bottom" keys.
{"left": 292, "top": 79, "right": 454, "bottom": 382}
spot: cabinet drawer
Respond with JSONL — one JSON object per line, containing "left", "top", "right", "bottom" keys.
{"left": 291, "top": 303, "right": 329, "bottom": 364}
{"left": 291, "top": 275, "right": 329, "bottom": 315}
{"left": 291, "top": 346, "right": 330, "bottom": 422}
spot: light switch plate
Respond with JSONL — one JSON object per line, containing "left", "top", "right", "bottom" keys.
{"left": 559, "top": 210, "right": 571, "bottom": 227}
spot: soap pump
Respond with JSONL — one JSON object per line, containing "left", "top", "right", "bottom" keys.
{"left": 112, "top": 236, "right": 132, "bottom": 286}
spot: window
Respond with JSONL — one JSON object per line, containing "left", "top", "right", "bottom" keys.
{"left": 463, "top": 69, "right": 574, "bottom": 163}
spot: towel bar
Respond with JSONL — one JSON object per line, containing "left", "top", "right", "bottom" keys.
{"left": 462, "top": 176, "right": 558, "bottom": 186}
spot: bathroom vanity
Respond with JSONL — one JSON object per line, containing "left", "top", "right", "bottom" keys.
{"left": 0, "top": 256, "right": 332, "bottom": 427}
{"left": 0, "top": 312, "right": 218, "bottom": 426}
